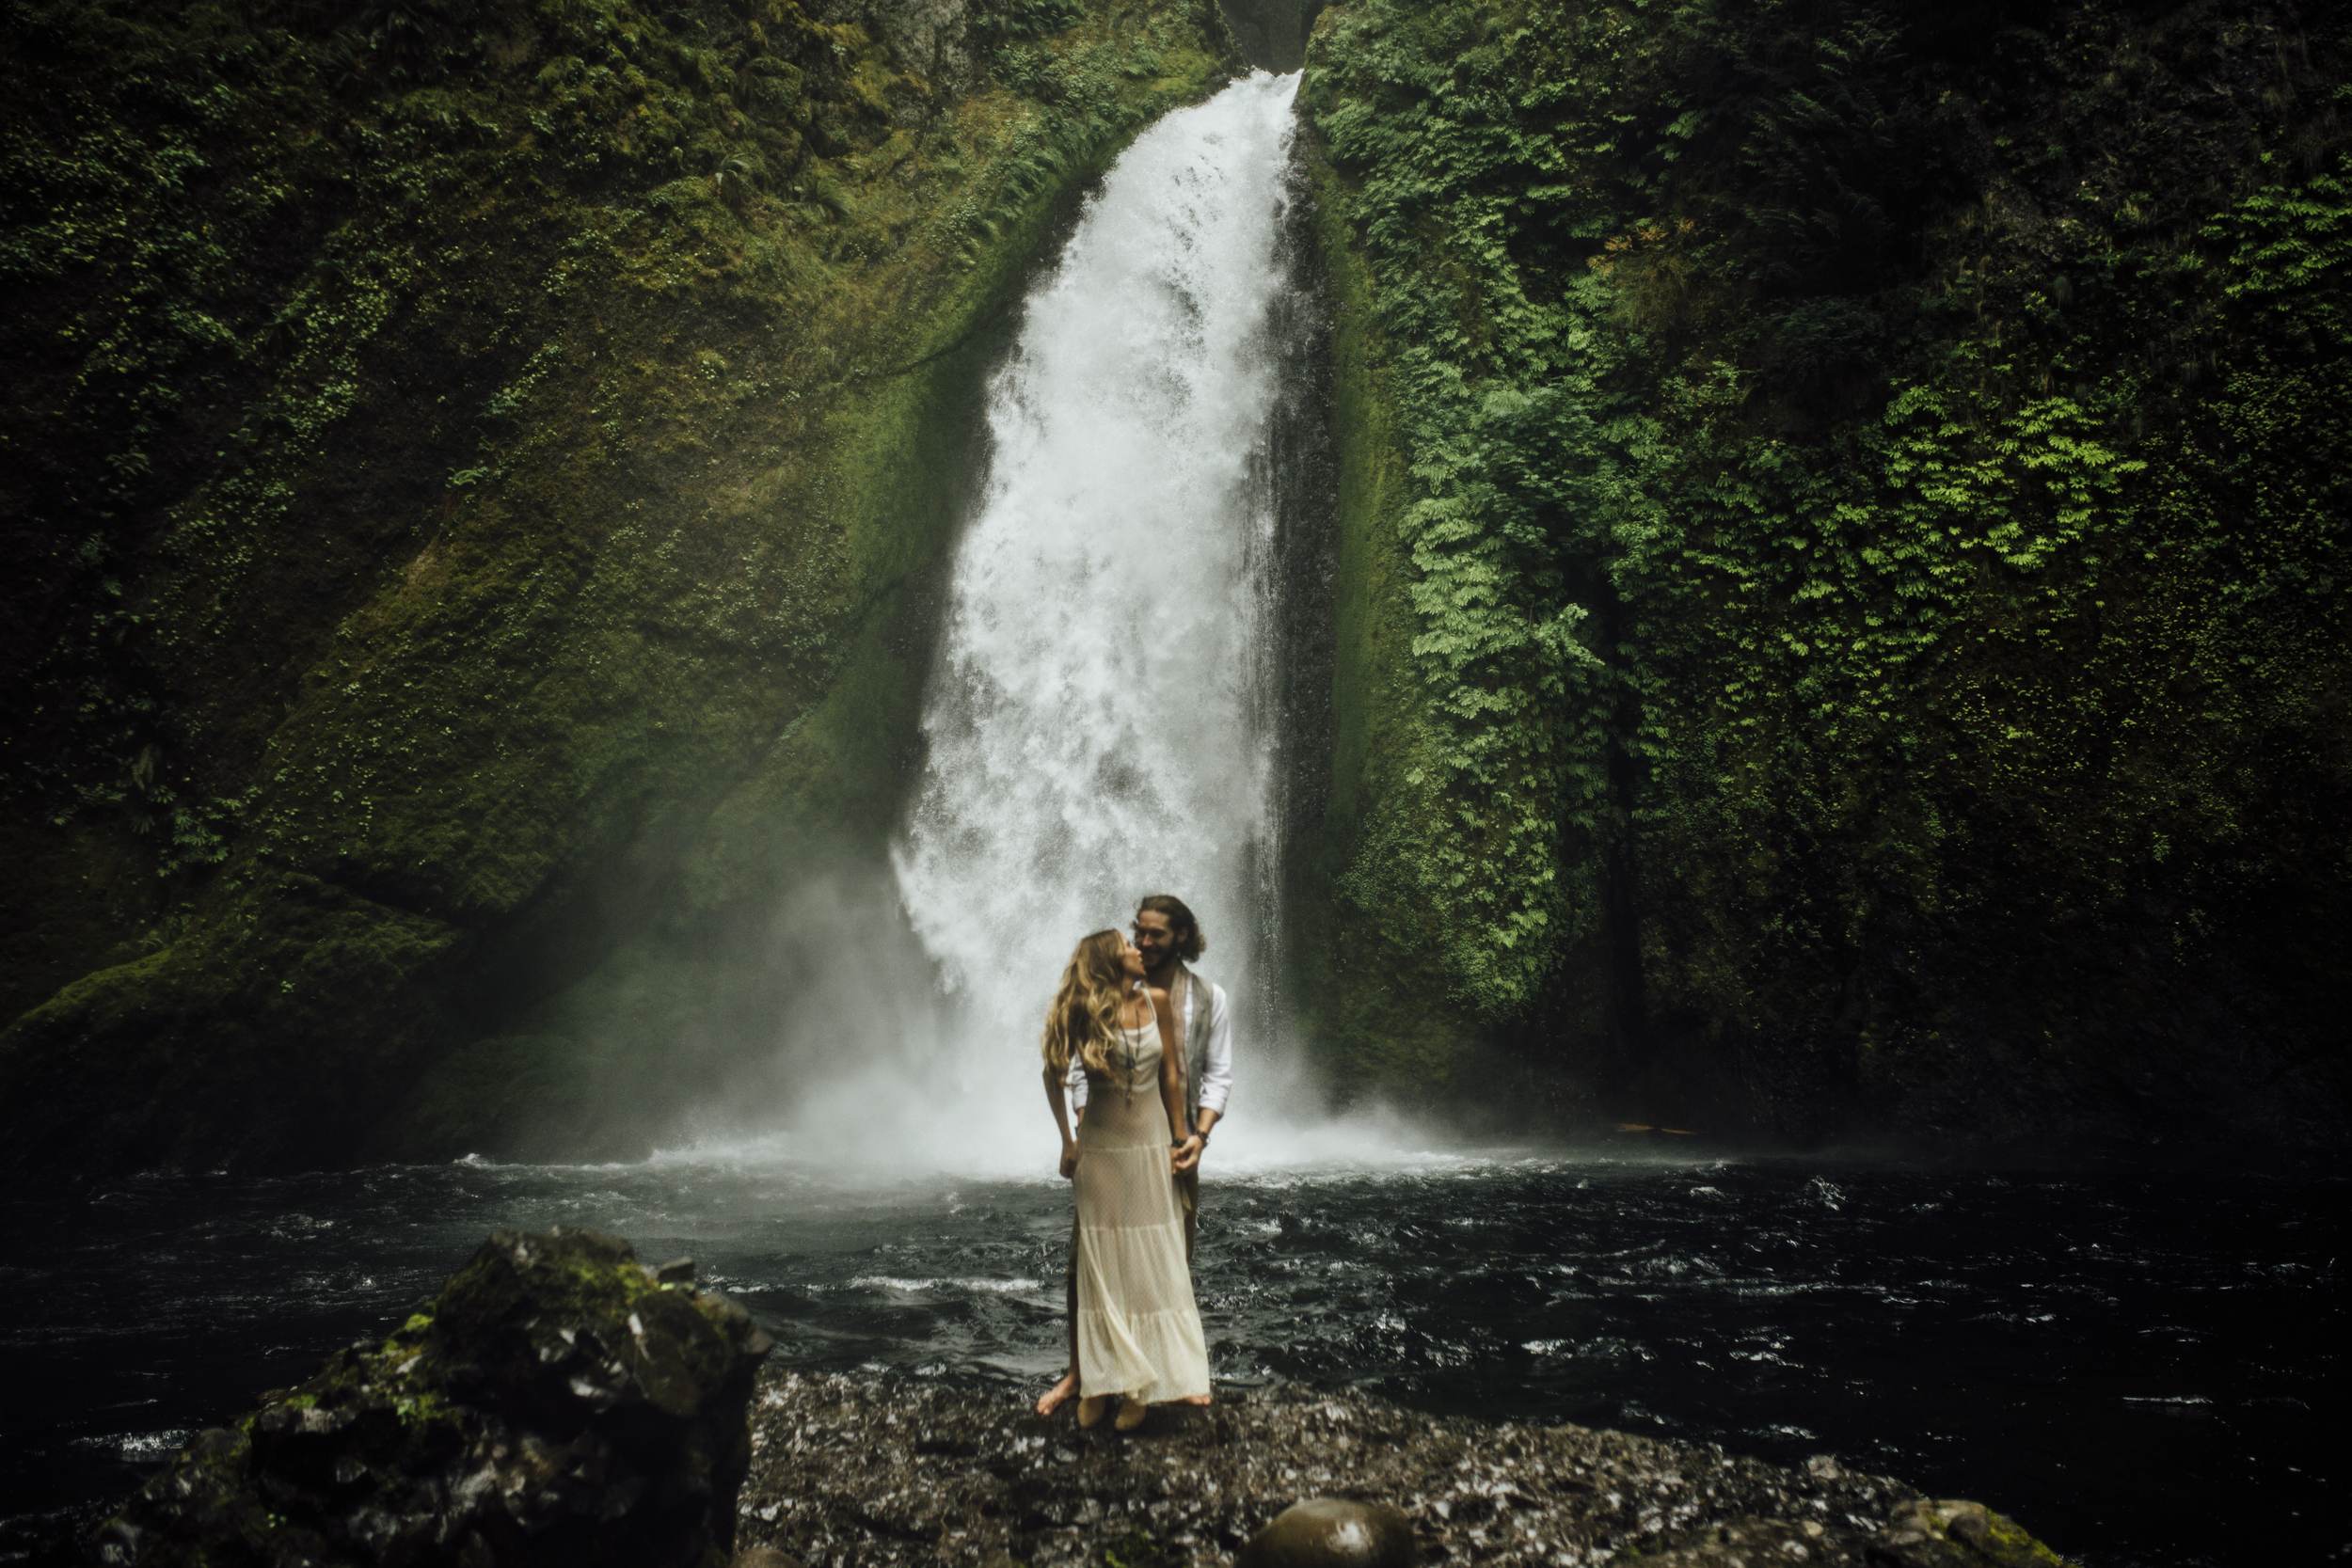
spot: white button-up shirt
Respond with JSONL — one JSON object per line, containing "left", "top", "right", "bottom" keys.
{"left": 1070, "top": 973, "right": 1232, "bottom": 1117}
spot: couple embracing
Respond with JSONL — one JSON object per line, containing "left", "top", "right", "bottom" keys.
{"left": 1037, "top": 895, "right": 1232, "bottom": 1431}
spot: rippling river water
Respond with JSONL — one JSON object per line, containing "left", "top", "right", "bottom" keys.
{"left": 2, "top": 1144, "right": 2341, "bottom": 1567}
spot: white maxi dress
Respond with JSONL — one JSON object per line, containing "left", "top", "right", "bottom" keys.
{"left": 1073, "top": 995, "right": 1211, "bottom": 1403}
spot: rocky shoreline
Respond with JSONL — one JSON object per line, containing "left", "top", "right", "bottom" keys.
{"left": 73, "top": 1231, "right": 2071, "bottom": 1568}
{"left": 738, "top": 1374, "right": 2067, "bottom": 1568}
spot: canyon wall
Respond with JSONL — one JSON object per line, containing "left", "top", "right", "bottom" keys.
{"left": 8, "top": 0, "right": 2349, "bottom": 1167}
{"left": 0, "top": 0, "right": 1239, "bottom": 1168}
{"left": 1288, "top": 0, "right": 2352, "bottom": 1146}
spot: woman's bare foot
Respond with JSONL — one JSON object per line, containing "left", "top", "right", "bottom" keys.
{"left": 1113, "top": 1397, "right": 1150, "bottom": 1432}
{"left": 1036, "top": 1371, "right": 1079, "bottom": 1417}
{"left": 1076, "top": 1395, "right": 1111, "bottom": 1429}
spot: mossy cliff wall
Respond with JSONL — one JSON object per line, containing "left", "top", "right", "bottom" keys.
{"left": 0, "top": 0, "right": 1237, "bottom": 1169}
{"left": 1291, "top": 0, "right": 2352, "bottom": 1144}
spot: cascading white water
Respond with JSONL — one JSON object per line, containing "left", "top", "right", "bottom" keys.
{"left": 669, "top": 71, "right": 1380, "bottom": 1175}
{"left": 887, "top": 71, "right": 1301, "bottom": 1163}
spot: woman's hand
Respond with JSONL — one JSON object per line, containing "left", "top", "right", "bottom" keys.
{"left": 1171, "top": 1133, "right": 1203, "bottom": 1174}
{"left": 1060, "top": 1139, "right": 1081, "bottom": 1180}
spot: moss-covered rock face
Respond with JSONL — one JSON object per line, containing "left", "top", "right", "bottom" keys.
{"left": 98, "top": 1227, "right": 772, "bottom": 1566}
{"left": 1868, "top": 1499, "right": 2074, "bottom": 1568}
{"left": 0, "top": 0, "right": 1236, "bottom": 1169}
{"left": 1295, "top": 0, "right": 2352, "bottom": 1140}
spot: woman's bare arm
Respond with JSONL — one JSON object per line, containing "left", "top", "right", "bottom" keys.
{"left": 1047, "top": 1000, "right": 1085, "bottom": 1178}
{"left": 1152, "top": 987, "right": 1188, "bottom": 1159}
{"left": 1045, "top": 1066, "right": 1079, "bottom": 1180}
{"left": 1045, "top": 1066, "right": 1073, "bottom": 1143}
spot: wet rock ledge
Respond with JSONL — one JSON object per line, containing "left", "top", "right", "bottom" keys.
{"left": 738, "top": 1375, "right": 2070, "bottom": 1568}
{"left": 86, "top": 1229, "right": 2065, "bottom": 1568}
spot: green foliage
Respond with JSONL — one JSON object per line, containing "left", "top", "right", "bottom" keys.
{"left": 1304, "top": 0, "right": 2352, "bottom": 1113}
{"left": 974, "top": 0, "right": 1089, "bottom": 47}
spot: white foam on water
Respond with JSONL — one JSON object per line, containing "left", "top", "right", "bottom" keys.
{"left": 73, "top": 1429, "right": 195, "bottom": 1463}
{"left": 843, "top": 1275, "right": 1047, "bottom": 1294}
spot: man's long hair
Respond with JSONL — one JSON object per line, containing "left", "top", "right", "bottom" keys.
{"left": 1041, "top": 928, "right": 1130, "bottom": 1077}
{"left": 1136, "top": 894, "right": 1205, "bottom": 962}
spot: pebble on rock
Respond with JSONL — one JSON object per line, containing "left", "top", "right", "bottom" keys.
{"left": 1239, "top": 1498, "right": 1416, "bottom": 1568}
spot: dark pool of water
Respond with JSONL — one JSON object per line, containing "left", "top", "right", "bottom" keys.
{"left": 1, "top": 1148, "right": 2341, "bottom": 1566}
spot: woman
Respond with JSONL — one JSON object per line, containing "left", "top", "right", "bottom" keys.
{"left": 1041, "top": 929, "right": 1211, "bottom": 1430}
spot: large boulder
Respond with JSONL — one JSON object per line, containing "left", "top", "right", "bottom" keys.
{"left": 95, "top": 1229, "right": 772, "bottom": 1568}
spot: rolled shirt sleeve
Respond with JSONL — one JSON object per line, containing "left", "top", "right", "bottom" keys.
{"left": 1197, "top": 981, "right": 1233, "bottom": 1116}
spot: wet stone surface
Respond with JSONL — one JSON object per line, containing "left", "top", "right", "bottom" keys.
{"left": 738, "top": 1376, "right": 2069, "bottom": 1568}
{"left": 95, "top": 1230, "right": 772, "bottom": 1568}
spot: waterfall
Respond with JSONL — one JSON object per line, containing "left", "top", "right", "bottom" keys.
{"left": 886, "top": 71, "right": 1302, "bottom": 1163}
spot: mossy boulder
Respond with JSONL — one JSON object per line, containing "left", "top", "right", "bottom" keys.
{"left": 97, "top": 1228, "right": 771, "bottom": 1568}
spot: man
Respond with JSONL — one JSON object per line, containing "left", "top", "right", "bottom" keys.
{"left": 1037, "top": 893, "right": 1233, "bottom": 1416}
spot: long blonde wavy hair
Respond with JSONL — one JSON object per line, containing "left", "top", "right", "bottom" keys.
{"left": 1041, "top": 928, "right": 1132, "bottom": 1077}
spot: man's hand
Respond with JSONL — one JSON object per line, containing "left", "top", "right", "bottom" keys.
{"left": 1172, "top": 1133, "right": 1204, "bottom": 1174}
{"left": 1060, "top": 1139, "right": 1080, "bottom": 1180}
